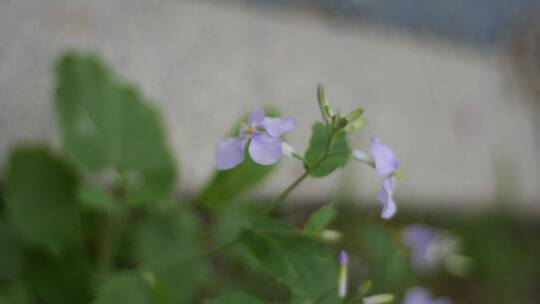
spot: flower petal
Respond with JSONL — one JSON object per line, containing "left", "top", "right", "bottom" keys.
{"left": 249, "top": 132, "right": 282, "bottom": 165}
{"left": 370, "top": 137, "right": 400, "bottom": 177}
{"left": 248, "top": 107, "right": 265, "bottom": 126}
{"left": 403, "top": 288, "right": 432, "bottom": 304}
{"left": 377, "top": 176, "right": 397, "bottom": 219}
{"left": 261, "top": 116, "right": 296, "bottom": 137}
{"left": 215, "top": 137, "right": 246, "bottom": 170}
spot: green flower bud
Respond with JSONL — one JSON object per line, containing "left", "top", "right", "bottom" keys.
{"left": 317, "top": 84, "right": 335, "bottom": 121}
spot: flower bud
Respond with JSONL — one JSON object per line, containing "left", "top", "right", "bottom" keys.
{"left": 363, "top": 294, "right": 395, "bottom": 304}
{"left": 317, "top": 84, "right": 334, "bottom": 122}
{"left": 320, "top": 230, "right": 342, "bottom": 242}
{"left": 281, "top": 142, "right": 295, "bottom": 158}
{"left": 338, "top": 250, "right": 349, "bottom": 299}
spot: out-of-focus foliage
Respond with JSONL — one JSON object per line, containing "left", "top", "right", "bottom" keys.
{"left": 0, "top": 51, "right": 538, "bottom": 304}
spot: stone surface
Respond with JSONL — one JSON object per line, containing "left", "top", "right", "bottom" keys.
{"left": 0, "top": 0, "right": 538, "bottom": 213}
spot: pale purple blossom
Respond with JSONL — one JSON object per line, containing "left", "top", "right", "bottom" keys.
{"left": 352, "top": 137, "right": 400, "bottom": 219}
{"left": 403, "top": 287, "right": 452, "bottom": 304}
{"left": 402, "top": 224, "right": 443, "bottom": 273}
{"left": 403, "top": 224, "right": 463, "bottom": 274}
{"left": 215, "top": 107, "right": 296, "bottom": 170}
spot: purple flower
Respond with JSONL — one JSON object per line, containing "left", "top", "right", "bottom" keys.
{"left": 353, "top": 137, "right": 400, "bottom": 219}
{"left": 403, "top": 224, "right": 463, "bottom": 274}
{"left": 215, "top": 107, "right": 296, "bottom": 170}
{"left": 402, "top": 224, "right": 443, "bottom": 273}
{"left": 370, "top": 137, "right": 400, "bottom": 177}
{"left": 403, "top": 287, "right": 452, "bottom": 304}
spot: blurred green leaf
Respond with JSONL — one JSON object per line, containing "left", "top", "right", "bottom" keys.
{"left": 204, "top": 292, "right": 266, "bottom": 304}
{"left": 241, "top": 230, "right": 339, "bottom": 304}
{"left": 0, "top": 283, "right": 30, "bottom": 304}
{"left": 134, "top": 205, "right": 209, "bottom": 303}
{"left": 358, "top": 223, "right": 413, "bottom": 296}
{"left": 55, "top": 53, "right": 176, "bottom": 205}
{"left": 23, "top": 250, "right": 93, "bottom": 304}
{"left": 462, "top": 216, "right": 533, "bottom": 304}
{"left": 304, "top": 123, "right": 350, "bottom": 178}
{"left": 303, "top": 204, "right": 336, "bottom": 233}
{"left": 79, "top": 184, "right": 121, "bottom": 214}
{"left": 0, "top": 221, "right": 24, "bottom": 281}
{"left": 198, "top": 109, "right": 279, "bottom": 211}
{"left": 94, "top": 271, "right": 152, "bottom": 304}
{"left": 5, "top": 147, "right": 80, "bottom": 252}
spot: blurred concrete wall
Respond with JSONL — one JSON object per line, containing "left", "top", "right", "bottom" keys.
{"left": 0, "top": 0, "right": 538, "bottom": 213}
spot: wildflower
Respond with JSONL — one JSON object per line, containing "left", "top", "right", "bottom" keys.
{"left": 338, "top": 250, "right": 349, "bottom": 299}
{"left": 215, "top": 107, "right": 296, "bottom": 170}
{"left": 402, "top": 224, "right": 465, "bottom": 275}
{"left": 403, "top": 287, "right": 452, "bottom": 304}
{"left": 352, "top": 137, "right": 400, "bottom": 219}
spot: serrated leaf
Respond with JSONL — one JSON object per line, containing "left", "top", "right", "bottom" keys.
{"left": 5, "top": 147, "right": 80, "bottom": 252}
{"left": 94, "top": 271, "right": 152, "bottom": 304}
{"left": 241, "top": 231, "right": 339, "bottom": 304}
{"left": 55, "top": 53, "right": 176, "bottom": 205}
{"left": 303, "top": 204, "right": 337, "bottom": 233}
{"left": 304, "top": 123, "right": 350, "bottom": 178}
{"left": 198, "top": 109, "right": 279, "bottom": 210}
{"left": 204, "top": 292, "right": 266, "bottom": 304}
{"left": 134, "top": 205, "right": 209, "bottom": 303}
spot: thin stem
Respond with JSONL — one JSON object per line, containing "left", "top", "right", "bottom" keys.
{"left": 266, "top": 128, "right": 337, "bottom": 215}
{"left": 291, "top": 152, "right": 305, "bottom": 162}
{"left": 266, "top": 171, "right": 309, "bottom": 215}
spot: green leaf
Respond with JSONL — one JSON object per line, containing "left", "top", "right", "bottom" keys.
{"left": 0, "top": 221, "right": 24, "bottom": 281}
{"left": 241, "top": 231, "right": 339, "bottom": 304}
{"left": 79, "top": 184, "right": 122, "bottom": 214}
{"left": 55, "top": 53, "right": 176, "bottom": 205}
{"left": 23, "top": 250, "right": 93, "bottom": 304}
{"left": 94, "top": 271, "right": 152, "bottom": 304}
{"left": 198, "top": 109, "right": 279, "bottom": 210}
{"left": 134, "top": 205, "right": 209, "bottom": 303}
{"left": 204, "top": 292, "right": 266, "bottom": 304}
{"left": 358, "top": 223, "right": 413, "bottom": 295}
{"left": 303, "top": 204, "right": 336, "bottom": 233}
{"left": 0, "top": 283, "right": 30, "bottom": 304}
{"left": 304, "top": 123, "right": 350, "bottom": 178}
{"left": 5, "top": 147, "right": 80, "bottom": 252}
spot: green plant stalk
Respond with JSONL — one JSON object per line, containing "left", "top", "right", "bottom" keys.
{"left": 266, "top": 127, "right": 337, "bottom": 214}
{"left": 96, "top": 174, "right": 130, "bottom": 280}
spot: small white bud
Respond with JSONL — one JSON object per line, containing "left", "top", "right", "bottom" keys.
{"left": 281, "top": 142, "right": 295, "bottom": 158}
{"left": 352, "top": 149, "right": 373, "bottom": 165}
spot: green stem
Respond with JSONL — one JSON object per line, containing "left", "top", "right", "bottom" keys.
{"left": 266, "top": 128, "right": 337, "bottom": 215}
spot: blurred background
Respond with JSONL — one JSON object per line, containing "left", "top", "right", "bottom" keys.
{"left": 1, "top": 0, "right": 540, "bottom": 303}
{"left": 1, "top": 0, "right": 540, "bottom": 213}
